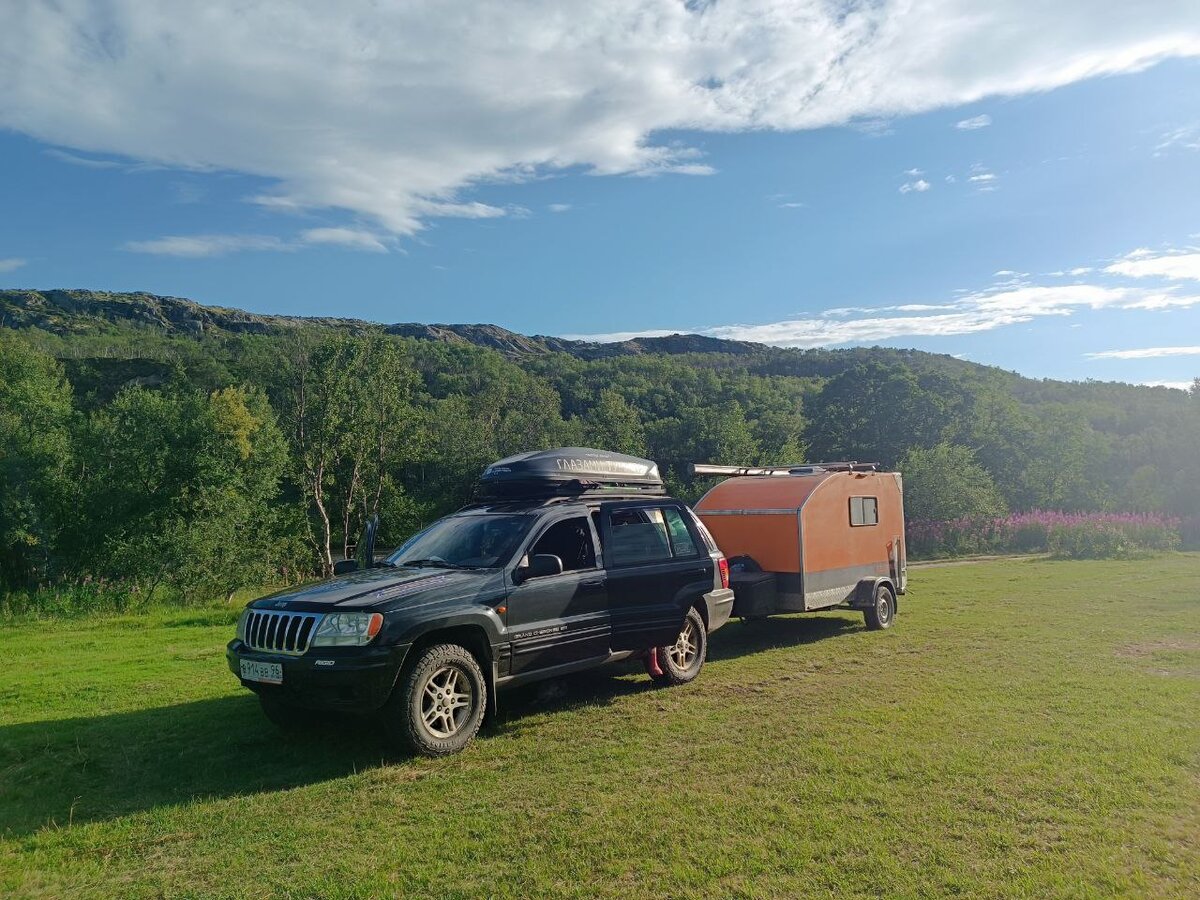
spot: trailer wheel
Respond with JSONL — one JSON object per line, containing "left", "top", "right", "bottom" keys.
{"left": 649, "top": 607, "right": 707, "bottom": 686}
{"left": 864, "top": 583, "right": 895, "bottom": 631}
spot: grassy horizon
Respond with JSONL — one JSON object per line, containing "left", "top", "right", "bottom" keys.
{"left": 2, "top": 556, "right": 1198, "bottom": 897}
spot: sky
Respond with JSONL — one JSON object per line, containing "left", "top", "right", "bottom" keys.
{"left": 1, "top": 1, "right": 1199, "bottom": 389}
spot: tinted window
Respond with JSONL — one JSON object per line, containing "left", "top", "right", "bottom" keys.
{"left": 529, "top": 517, "right": 597, "bottom": 572}
{"left": 850, "top": 496, "right": 879, "bottom": 527}
{"left": 662, "top": 507, "right": 699, "bottom": 557}
{"left": 608, "top": 506, "right": 698, "bottom": 565}
{"left": 609, "top": 508, "right": 672, "bottom": 565}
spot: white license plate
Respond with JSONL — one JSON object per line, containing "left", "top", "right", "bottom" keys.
{"left": 240, "top": 659, "right": 283, "bottom": 684}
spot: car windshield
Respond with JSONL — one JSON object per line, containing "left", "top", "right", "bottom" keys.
{"left": 386, "top": 514, "right": 532, "bottom": 570}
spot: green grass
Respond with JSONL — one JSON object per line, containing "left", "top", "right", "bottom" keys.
{"left": 2, "top": 557, "right": 1198, "bottom": 898}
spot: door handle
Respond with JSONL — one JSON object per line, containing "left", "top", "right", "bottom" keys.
{"left": 581, "top": 579, "right": 605, "bottom": 589}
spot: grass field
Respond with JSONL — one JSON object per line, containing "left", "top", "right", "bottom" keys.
{"left": 2, "top": 556, "right": 1198, "bottom": 898}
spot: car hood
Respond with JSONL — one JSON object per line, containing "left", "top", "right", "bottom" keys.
{"left": 250, "top": 566, "right": 493, "bottom": 611}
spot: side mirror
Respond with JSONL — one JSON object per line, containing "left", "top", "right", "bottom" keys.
{"left": 333, "top": 559, "right": 359, "bottom": 576}
{"left": 520, "top": 554, "right": 563, "bottom": 581}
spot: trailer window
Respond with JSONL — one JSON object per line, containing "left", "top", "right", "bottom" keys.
{"left": 850, "top": 496, "right": 878, "bottom": 527}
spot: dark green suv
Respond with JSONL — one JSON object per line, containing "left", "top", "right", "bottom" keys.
{"left": 227, "top": 448, "right": 734, "bottom": 756}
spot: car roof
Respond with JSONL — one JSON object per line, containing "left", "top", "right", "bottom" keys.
{"left": 455, "top": 493, "right": 676, "bottom": 515}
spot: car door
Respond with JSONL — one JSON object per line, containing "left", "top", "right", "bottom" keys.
{"left": 600, "top": 500, "right": 711, "bottom": 650}
{"left": 504, "top": 512, "right": 609, "bottom": 676}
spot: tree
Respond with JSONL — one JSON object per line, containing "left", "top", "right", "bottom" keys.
{"left": 899, "top": 442, "right": 1008, "bottom": 522}
{"left": 0, "top": 333, "right": 74, "bottom": 587}
{"left": 805, "top": 362, "right": 948, "bottom": 467}
{"left": 283, "top": 334, "right": 425, "bottom": 574}
{"left": 77, "top": 383, "right": 296, "bottom": 600}
{"left": 585, "top": 390, "right": 647, "bottom": 456}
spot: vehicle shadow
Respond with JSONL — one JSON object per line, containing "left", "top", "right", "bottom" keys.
{"left": 706, "top": 611, "right": 863, "bottom": 662}
{"left": 0, "top": 671, "right": 651, "bottom": 838}
{"left": 0, "top": 614, "right": 860, "bottom": 838}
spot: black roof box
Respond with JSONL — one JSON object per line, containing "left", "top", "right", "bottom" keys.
{"left": 480, "top": 447, "right": 664, "bottom": 498}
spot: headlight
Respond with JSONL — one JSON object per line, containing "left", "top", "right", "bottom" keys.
{"left": 311, "top": 612, "right": 384, "bottom": 647}
{"left": 236, "top": 609, "right": 251, "bottom": 642}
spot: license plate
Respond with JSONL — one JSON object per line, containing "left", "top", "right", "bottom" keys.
{"left": 240, "top": 659, "right": 283, "bottom": 684}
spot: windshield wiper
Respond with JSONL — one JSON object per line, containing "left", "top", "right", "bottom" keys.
{"left": 399, "top": 558, "right": 470, "bottom": 570}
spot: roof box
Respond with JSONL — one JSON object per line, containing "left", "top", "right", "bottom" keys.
{"left": 480, "top": 447, "right": 664, "bottom": 498}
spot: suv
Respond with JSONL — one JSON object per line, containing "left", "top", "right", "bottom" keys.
{"left": 227, "top": 448, "right": 734, "bottom": 756}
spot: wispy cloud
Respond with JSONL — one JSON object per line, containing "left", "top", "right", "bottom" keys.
{"left": 125, "top": 228, "right": 392, "bottom": 257}
{"left": 1104, "top": 249, "right": 1200, "bottom": 281}
{"left": 547, "top": 203, "right": 572, "bottom": 213}
{"left": 44, "top": 148, "right": 123, "bottom": 169}
{"left": 1086, "top": 346, "right": 1200, "bottom": 360}
{"left": 299, "top": 228, "right": 389, "bottom": 252}
{"left": 955, "top": 114, "right": 992, "bottom": 130}
{"left": 899, "top": 179, "right": 930, "bottom": 194}
{"left": 6, "top": 2, "right": 1198, "bottom": 235}
{"left": 564, "top": 243, "right": 1200, "bottom": 348}
{"left": 0, "top": 257, "right": 27, "bottom": 273}
{"left": 1154, "top": 124, "right": 1200, "bottom": 156}
{"left": 777, "top": 201, "right": 807, "bottom": 208}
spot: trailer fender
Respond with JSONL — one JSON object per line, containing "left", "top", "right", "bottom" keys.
{"left": 850, "top": 577, "right": 896, "bottom": 612}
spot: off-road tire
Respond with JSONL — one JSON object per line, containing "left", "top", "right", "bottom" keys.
{"left": 864, "top": 583, "right": 896, "bottom": 631}
{"left": 259, "top": 694, "right": 310, "bottom": 732}
{"left": 650, "top": 606, "right": 707, "bottom": 686}
{"left": 384, "top": 643, "right": 487, "bottom": 757}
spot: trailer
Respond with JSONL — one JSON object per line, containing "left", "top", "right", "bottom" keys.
{"left": 692, "top": 462, "right": 906, "bottom": 630}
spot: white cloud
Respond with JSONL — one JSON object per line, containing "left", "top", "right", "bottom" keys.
{"left": 1104, "top": 249, "right": 1200, "bottom": 281}
{"left": 1086, "top": 346, "right": 1200, "bottom": 360}
{"left": 778, "top": 201, "right": 807, "bottom": 208}
{"left": 955, "top": 114, "right": 992, "bottom": 130}
{"left": 123, "top": 234, "right": 291, "bottom": 257}
{"left": 904, "top": 167, "right": 924, "bottom": 176}
{"left": 0, "top": 257, "right": 27, "bottom": 273}
{"left": 299, "top": 228, "right": 389, "bottom": 252}
{"left": 899, "top": 179, "right": 931, "bottom": 193}
{"left": 1154, "top": 124, "right": 1200, "bottom": 156}
{"left": 44, "top": 148, "right": 122, "bottom": 169}
{"left": 3, "top": 2, "right": 1197, "bottom": 235}
{"left": 969, "top": 172, "right": 997, "bottom": 183}
{"left": 567, "top": 263, "right": 1200, "bottom": 348}
{"left": 548, "top": 203, "right": 572, "bottom": 213}
{"left": 125, "top": 228, "right": 393, "bottom": 256}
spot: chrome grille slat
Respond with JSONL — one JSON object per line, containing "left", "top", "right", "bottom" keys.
{"left": 242, "top": 610, "right": 321, "bottom": 656}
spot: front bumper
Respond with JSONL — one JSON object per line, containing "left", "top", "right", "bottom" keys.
{"left": 226, "top": 640, "right": 411, "bottom": 713}
{"left": 703, "top": 587, "right": 736, "bottom": 633}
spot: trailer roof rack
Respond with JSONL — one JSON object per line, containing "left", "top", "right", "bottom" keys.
{"left": 692, "top": 461, "right": 880, "bottom": 477}
{"left": 478, "top": 447, "right": 666, "bottom": 499}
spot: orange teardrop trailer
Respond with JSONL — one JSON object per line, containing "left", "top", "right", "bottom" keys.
{"left": 692, "top": 462, "right": 906, "bottom": 630}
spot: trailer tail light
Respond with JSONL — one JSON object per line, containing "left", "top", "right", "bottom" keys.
{"left": 718, "top": 557, "right": 730, "bottom": 590}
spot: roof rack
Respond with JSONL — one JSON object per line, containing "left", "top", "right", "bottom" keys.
{"left": 692, "top": 461, "right": 880, "bottom": 476}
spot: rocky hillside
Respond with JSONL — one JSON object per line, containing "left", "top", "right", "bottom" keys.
{"left": 0, "top": 288, "right": 759, "bottom": 360}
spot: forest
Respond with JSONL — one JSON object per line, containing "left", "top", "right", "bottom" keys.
{"left": 1, "top": 289, "right": 1197, "bottom": 611}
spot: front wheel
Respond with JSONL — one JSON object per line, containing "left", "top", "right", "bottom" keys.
{"left": 383, "top": 643, "right": 487, "bottom": 757}
{"left": 649, "top": 607, "right": 707, "bottom": 686}
{"left": 864, "top": 583, "right": 896, "bottom": 631}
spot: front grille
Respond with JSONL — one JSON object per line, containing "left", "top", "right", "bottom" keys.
{"left": 244, "top": 610, "right": 321, "bottom": 655}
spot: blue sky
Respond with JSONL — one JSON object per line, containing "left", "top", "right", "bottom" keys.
{"left": 2, "top": 2, "right": 1199, "bottom": 388}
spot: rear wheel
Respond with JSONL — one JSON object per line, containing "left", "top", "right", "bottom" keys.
{"left": 384, "top": 643, "right": 487, "bottom": 757}
{"left": 864, "top": 583, "right": 896, "bottom": 631}
{"left": 649, "top": 607, "right": 707, "bottom": 686}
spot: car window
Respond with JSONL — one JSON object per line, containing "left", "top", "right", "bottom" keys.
{"left": 529, "top": 516, "right": 597, "bottom": 572}
{"left": 387, "top": 514, "right": 532, "bottom": 568}
{"left": 662, "top": 507, "right": 699, "bottom": 557}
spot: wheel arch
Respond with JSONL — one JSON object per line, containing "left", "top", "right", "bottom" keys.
{"left": 853, "top": 576, "right": 897, "bottom": 612}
